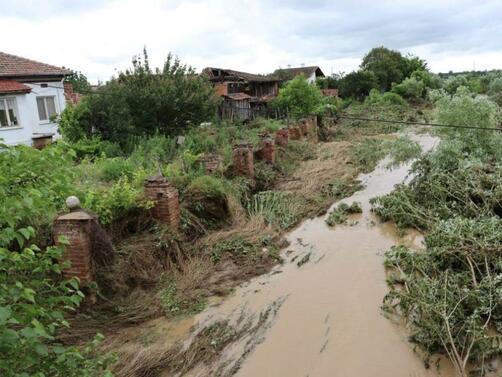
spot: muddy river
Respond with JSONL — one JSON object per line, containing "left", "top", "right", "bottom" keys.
{"left": 184, "top": 133, "right": 457, "bottom": 377}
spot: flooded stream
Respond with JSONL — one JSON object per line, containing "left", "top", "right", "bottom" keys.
{"left": 185, "top": 133, "right": 456, "bottom": 377}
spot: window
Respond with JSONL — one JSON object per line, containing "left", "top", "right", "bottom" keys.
{"left": 36, "top": 96, "right": 57, "bottom": 122}
{"left": 0, "top": 97, "right": 19, "bottom": 128}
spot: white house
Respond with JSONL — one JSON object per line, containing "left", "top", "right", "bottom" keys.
{"left": 273, "top": 66, "right": 325, "bottom": 84}
{"left": 0, "top": 52, "right": 71, "bottom": 146}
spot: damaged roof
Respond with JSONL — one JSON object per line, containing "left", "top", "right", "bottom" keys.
{"left": 224, "top": 92, "right": 252, "bottom": 100}
{"left": 272, "top": 66, "right": 325, "bottom": 81}
{"left": 202, "top": 67, "right": 279, "bottom": 83}
{"left": 0, "top": 51, "right": 71, "bottom": 79}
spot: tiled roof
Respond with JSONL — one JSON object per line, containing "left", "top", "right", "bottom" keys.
{"left": 0, "top": 79, "right": 31, "bottom": 94}
{"left": 0, "top": 51, "right": 71, "bottom": 78}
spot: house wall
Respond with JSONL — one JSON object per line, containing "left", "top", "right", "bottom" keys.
{"left": 0, "top": 80, "right": 66, "bottom": 146}
{"left": 307, "top": 72, "right": 316, "bottom": 84}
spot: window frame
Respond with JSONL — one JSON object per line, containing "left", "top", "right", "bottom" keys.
{"left": 0, "top": 96, "right": 21, "bottom": 129}
{"left": 36, "top": 95, "right": 58, "bottom": 123}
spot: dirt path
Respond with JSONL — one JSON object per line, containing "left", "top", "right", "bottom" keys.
{"left": 181, "top": 133, "right": 458, "bottom": 377}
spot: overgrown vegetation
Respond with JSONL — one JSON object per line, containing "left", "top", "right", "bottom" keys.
{"left": 325, "top": 202, "right": 362, "bottom": 226}
{"left": 373, "top": 89, "right": 502, "bottom": 375}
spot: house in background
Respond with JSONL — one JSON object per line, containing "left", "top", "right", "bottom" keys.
{"left": 273, "top": 66, "right": 325, "bottom": 84}
{"left": 0, "top": 52, "right": 71, "bottom": 147}
{"left": 202, "top": 67, "right": 280, "bottom": 120}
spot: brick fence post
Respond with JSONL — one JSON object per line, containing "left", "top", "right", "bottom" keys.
{"left": 232, "top": 142, "right": 254, "bottom": 177}
{"left": 298, "top": 119, "right": 309, "bottom": 137}
{"left": 144, "top": 176, "right": 180, "bottom": 230}
{"left": 200, "top": 153, "right": 223, "bottom": 173}
{"left": 260, "top": 135, "right": 275, "bottom": 164}
{"left": 53, "top": 211, "right": 94, "bottom": 285}
{"left": 275, "top": 128, "right": 289, "bottom": 147}
{"left": 288, "top": 126, "right": 302, "bottom": 140}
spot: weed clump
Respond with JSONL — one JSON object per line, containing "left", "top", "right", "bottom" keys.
{"left": 325, "top": 202, "right": 362, "bottom": 226}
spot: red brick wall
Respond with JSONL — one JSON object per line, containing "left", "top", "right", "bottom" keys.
{"left": 289, "top": 126, "right": 302, "bottom": 140}
{"left": 275, "top": 128, "right": 289, "bottom": 147}
{"left": 53, "top": 212, "right": 94, "bottom": 285}
{"left": 232, "top": 143, "right": 254, "bottom": 177}
{"left": 144, "top": 178, "right": 180, "bottom": 230}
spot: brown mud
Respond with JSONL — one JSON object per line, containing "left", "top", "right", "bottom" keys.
{"left": 178, "top": 133, "right": 461, "bottom": 377}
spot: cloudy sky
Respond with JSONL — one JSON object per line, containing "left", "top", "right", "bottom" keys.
{"left": 1, "top": 0, "right": 501, "bottom": 83}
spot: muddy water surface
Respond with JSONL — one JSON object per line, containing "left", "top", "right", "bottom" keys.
{"left": 187, "top": 134, "right": 455, "bottom": 377}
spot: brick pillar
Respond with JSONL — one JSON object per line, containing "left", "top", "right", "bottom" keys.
{"left": 260, "top": 135, "right": 275, "bottom": 163}
{"left": 289, "top": 126, "right": 302, "bottom": 140}
{"left": 53, "top": 211, "right": 94, "bottom": 285}
{"left": 275, "top": 128, "right": 289, "bottom": 147}
{"left": 200, "top": 153, "right": 222, "bottom": 173}
{"left": 144, "top": 176, "right": 180, "bottom": 230}
{"left": 298, "top": 119, "right": 309, "bottom": 137}
{"left": 306, "top": 115, "right": 319, "bottom": 142}
{"left": 232, "top": 143, "right": 254, "bottom": 177}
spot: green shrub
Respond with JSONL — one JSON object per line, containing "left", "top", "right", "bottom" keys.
{"left": 96, "top": 157, "right": 135, "bottom": 182}
{"left": 272, "top": 75, "right": 324, "bottom": 119}
{"left": 83, "top": 177, "right": 150, "bottom": 224}
{"left": 325, "top": 202, "right": 362, "bottom": 226}
{"left": 0, "top": 228, "right": 112, "bottom": 376}
{"left": 0, "top": 144, "right": 76, "bottom": 247}
{"left": 365, "top": 89, "right": 407, "bottom": 107}
{"left": 391, "top": 76, "right": 426, "bottom": 101}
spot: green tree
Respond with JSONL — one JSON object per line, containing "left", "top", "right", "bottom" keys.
{"left": 64, "top": 70, "right": 91, "bottom": 93}
{"left": 391, "top": 76, "right": 426, "bottom": 101}
{"left": 338, "top": 70, "right": 378, "bottom": 100}
{"left": 59, "top": 50, "right": 219, "bottom": 145}
{"left": 272, "top": 75, "right": 324, "bottom": 118}
{"left": 360, "top": 47, "right": 426, "bottom": 91}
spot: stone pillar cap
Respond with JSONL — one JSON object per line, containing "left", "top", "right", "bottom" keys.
{"left": 66, "top": 196, "right": 81, "bottom": 210}
{"left": 145, "top": 175, "right": 167, "bottom": 184}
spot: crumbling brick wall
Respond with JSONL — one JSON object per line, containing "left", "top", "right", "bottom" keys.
{"left": 53, "top": 211, "right": 94, "bottom": 284}
{"left": 275, "top": 128, "right": 289, "bottom": 147}
{"left": 232, "top": 143, "right": 254, "bottom": 177}
{"left": 298, "top": 119, "right": 309, "bottom": 137}
{"left": 200, "top": 153, "right": 222, "bottom": 173}
{"left": 144, "top": 176, "right": 180, "bottom": 230}
{"left": 260, "top": 135, "right": 275, "bottom": 163}
{"left": 288, "top": 126, "right": 302, "bottom": 140}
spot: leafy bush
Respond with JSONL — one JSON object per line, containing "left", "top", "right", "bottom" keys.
{"left": 365, "top": 89, "right": 407, "bottom": 107}
{"left": 391, "top": 76, "right": 426, "bottom": 101}
{"left": 272, "top": 75, "right": 324, "bottom": 119}
{"left": 0, "top": 229, "right": 112, "bottom": 376}
{"left": 433, "top": 88, "right": 499, "bottom": 151}
{"left": 325, "top": 202, "right": 362, "bottom": 226}
{"left": 0, "top": 144, "right": 76, "bottom": 247}
{"left": 83, "top": 177, "right": 151, "bottom": 225}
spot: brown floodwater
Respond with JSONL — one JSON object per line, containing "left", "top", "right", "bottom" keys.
{"left": 184, "top": 134, "right": 459, "bottom": 377}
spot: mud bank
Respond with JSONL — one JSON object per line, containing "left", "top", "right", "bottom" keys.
{"left": 179, "top": 133, "right": 460, "bottom": 377}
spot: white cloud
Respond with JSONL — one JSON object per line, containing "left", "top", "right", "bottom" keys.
{"left": 1, "top": 0, "right": 501, "bottom": 83}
